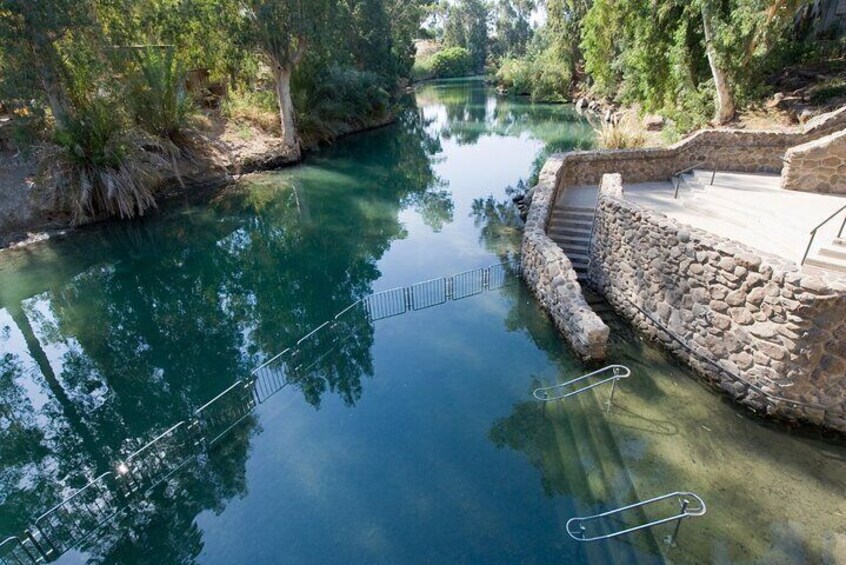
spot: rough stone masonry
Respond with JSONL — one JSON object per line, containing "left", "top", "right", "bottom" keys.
{"left": 589, "top": 174, "right": 846, "bottom": 433}
{"left": 520, "top": 156, "right": 609, "bottom": 361}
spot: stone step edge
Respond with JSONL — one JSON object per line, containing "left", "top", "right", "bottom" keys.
{"left": 820, "top": 247, "right": 846, "bottom": 261}
{"left": 805, "top": 256, "right": 846, "bottom": 274}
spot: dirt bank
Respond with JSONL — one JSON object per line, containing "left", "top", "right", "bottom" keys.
{"left": 0, "top": 112, "right": 395, "bottom": 251}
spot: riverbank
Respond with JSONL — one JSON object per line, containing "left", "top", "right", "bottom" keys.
{"left": 0, "top": 111, "right": 396, "bottom": 251}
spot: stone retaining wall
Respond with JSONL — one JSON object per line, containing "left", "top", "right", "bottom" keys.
{"left": 520, "top": 156, "right": 609, "bottom": 360}
{"left": 589, "top": 173, "right": 846, "bottom": 432}
{"left": 553, "top": 106, "right": 846, "bottom": 200}
{"left": 781, "top": 129, "right": 846, "bottom": 194}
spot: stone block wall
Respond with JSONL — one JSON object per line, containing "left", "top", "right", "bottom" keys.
{"left": 781, "top": 129, "right": 846, "bottom": 194}
{"left": 520, "top": 156, "right": 610, "bottom": 360}
{"left": 552, "top": 105, "right": 846, "bottom": 202}
{"left": 588, "top": 174, "right": 846, "bottom": 432}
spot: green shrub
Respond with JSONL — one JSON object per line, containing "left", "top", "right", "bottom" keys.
{"left": 412, "top": 56, "right": 436, "bottom": 81}
{"left": 123, "top": 48, "right": 195, "bottom": 140}
{"left": 296, "top": 65, "right": 390, "bottom": 145}
{"left": 494, "top": 52, "right": 573, "bottom": 102}
{"left": 430, "top": 47, "right": 474, "bottom": 78}
{"left": 39, "top": 100, "right": 172, "bottom": 224}
{"left": 496, "top": 58, "right": 533, "bottom": 95}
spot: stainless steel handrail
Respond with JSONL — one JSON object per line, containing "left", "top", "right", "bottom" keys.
{"left": 533, "top": 364, "right": 631, "bottom": 411}
{"left": 670, "top": 162, "right": 718, "bottom": 199}
{"left": 801, "top": 203, "right": 846, "bottom": 265}
{"left": 566, "top": 491, "right": 706, "bottom": 544}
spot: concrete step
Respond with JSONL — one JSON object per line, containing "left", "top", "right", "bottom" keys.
{"left": 549, "top": 227, "right": 593, "bottom": 239}
{"left": 568, "top": 253, "right": 590, "bottom": 265}
{"left": 558, "top": 244, "right": 590, "bottom": 256}
{"left": 834, "top": 238, "right": 846, "bottom": 248}
{"left": 820, "top": 246, "right": 846, "bottom": 261}
{"left": 805, "top": 255, "right": 846, "bottom": 274}
{"left": 550, "top": 218, "right": 594, "bottom": 230}
{"left": 551, "top": 233, "right": 591, "bottom": 245}
{"left": 552, "top": 209, "right": 595, "bottom": 222}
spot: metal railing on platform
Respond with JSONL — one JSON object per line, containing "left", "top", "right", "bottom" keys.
{"left": 800, "top": 203, "right": 846, "bottom": 265}
{"left": 5, "top": 258, "right": 522, "bottom": 564}
{"left": 533, "top": 365, "right": 631, "bottom": 411}
{"left": 566, "top": 491, "right": 706, "bottom": 545}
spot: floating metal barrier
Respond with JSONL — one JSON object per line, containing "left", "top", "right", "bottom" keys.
{"left": 115, "top": 421, "right": 198, "bottom": 497}
{"left": 30, "top": 472, "right": 120, "bottom": 560}
{"left": 1, "top": 536, "right": 43, "bottom": 565}
{"left": 566, "top": 491, "right": 706, "bottom": 544}
{"left": 194, "top": 380, "right": 256, "bottom": 447}
{"left": 5, "top": 259, "right": 522, "bottom": 564}
{"left": 533, "top": 364, "right": 631, "bottom": 410}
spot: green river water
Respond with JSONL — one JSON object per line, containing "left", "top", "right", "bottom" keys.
{"left": 0, "top": 79, "right": 844, "bottom": 564}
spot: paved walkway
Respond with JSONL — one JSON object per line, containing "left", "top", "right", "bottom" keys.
{"left": 619, "top": 172, "right": 846, "bottom": 264}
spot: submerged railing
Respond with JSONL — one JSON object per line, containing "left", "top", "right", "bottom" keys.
{"left": 2, "top": 259, "right": 521, "bottom": 565}
{"left": 566, "top": 491, "right": 706, "bottom": 545}
{"left": 533, "top": 365, "right": 630, "bottom": 411}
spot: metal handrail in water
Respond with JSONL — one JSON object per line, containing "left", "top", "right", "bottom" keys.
{"left": 533, "top": 364, "right": 630, "bottom": 410}
{"left": 566, "top": 491, "right": 706, "bottom": 544}
{"left": 801, "top": 203, "right": 846, "bottom": 265}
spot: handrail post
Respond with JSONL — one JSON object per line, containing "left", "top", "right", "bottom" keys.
{"left": 839, "top": 215, "right": 846, "bottom": 239}
{"left": 607, "top": 378, "right": 617, "bottom": 413}
{"left": 668, "top": 498, "right": 690, "bottom": 546}
{"left": 710, "top": 164, "right": 717, "bottom": 186}
{"left": 801, "top": 230, "right": 817, "bottom": 265}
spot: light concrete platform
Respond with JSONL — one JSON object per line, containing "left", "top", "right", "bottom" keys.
{"left": 556, "top": 184, "right": 600, "bottom": 208}
{"left": 622, "top": 171, "right": 846, "bottom": 264}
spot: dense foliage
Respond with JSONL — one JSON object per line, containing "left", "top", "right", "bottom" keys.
{"left": 424, "top": 0, "right": 843, "bottom": 130}
{"left": 0, "top": 0, "right": 431, "bottom": 222}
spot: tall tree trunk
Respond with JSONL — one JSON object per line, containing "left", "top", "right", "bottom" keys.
{"left": 701, "top": 2, "right": 735, "bottom": 125}
{"left": 271, "top": 62, "right": 299, "bottom": 152}
{"left": 36, "top": 56, "right": 73, "bottom": 130}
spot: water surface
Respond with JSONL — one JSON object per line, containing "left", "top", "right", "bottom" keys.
{"left": 0, "top": 79, "right": 844, "bottom": 564}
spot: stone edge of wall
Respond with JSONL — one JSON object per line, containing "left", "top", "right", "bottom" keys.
{"left": 550, "top": 105, "right": 846, "bottom": 199}
{"left": 781, "top": 128, "right": 846, "bottom": 194}
{"left": 589, "top": 173, "right": 846, "bottom": 433}
{"left": 520, "top": 156, "right": 610, "bottom": 361}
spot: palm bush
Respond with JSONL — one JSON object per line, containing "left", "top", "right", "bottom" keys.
{"left": 124, "top": 48, "right": 196, "bottom": 141}
{"left": 38, "top": 100, "right": 173, "bottom": 224}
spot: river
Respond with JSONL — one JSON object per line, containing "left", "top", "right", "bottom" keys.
{"left": 0, "top": 79, "right": 843, "bottom": 564}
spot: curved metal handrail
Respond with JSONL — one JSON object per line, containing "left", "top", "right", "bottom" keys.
{"left": 801, "top": 203, "right": 846, "bottom": 265}
{"left": 533, "top": 364, "right": 631, "bottom": 402}
{"left": 566, "top": 491, "right": 706, "bottom": 543}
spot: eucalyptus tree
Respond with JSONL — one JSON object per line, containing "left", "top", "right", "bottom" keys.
{"left": 442, "top": 0, "right": 490, "bottom": 72}
{"left": 491, "top": 0, "right": 535, "bottom": 60}
{"left": 242, "top": 0, "right": 330, "bottom": 150}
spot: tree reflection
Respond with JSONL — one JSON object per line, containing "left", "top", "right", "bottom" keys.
{"left": 0, "top": 99, "right": 448, "bottom": 560}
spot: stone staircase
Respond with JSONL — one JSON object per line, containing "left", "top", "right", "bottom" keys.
{"left": 804, "top": 238, "right": 846, "bottom": 275}
{"left": 548, "top": 206, "right": 595, "bottom": 281}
